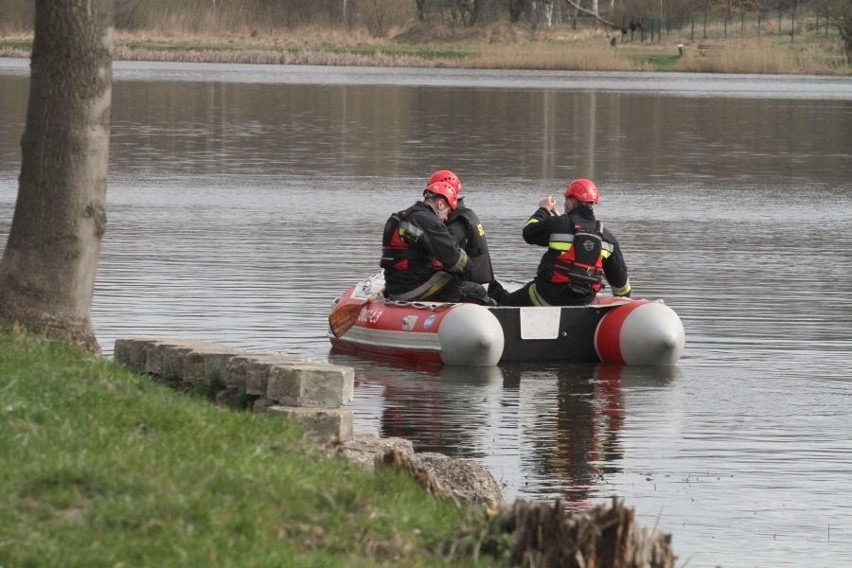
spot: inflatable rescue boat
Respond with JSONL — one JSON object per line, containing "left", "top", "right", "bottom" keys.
{"left": 328, "top": 274, "right": 685, "bottom": 367}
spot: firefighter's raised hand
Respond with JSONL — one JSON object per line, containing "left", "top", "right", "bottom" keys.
{"left": 539, "top": 195, "right": 558, "bottom": 215}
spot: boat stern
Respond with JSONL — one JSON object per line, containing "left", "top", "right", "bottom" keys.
{"left": 594, "top": 300, "right": 685, "bottom": 366}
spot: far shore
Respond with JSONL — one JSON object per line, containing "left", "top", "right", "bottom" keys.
{"left": 1, "top": 28, "right": 849, "bottom": 75}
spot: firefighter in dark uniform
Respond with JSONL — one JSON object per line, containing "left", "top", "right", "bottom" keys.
{"left": 498, "top": 178, "right": 632, "bottom": 307}
{"left": 427, "top": 170, "right": 497, "bottom": 305}
{"left": 381, "top": 181, "right": 472, "bottom": 302}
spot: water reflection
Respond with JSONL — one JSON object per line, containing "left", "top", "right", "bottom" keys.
{"left": 4, "top": 67, "right": 849, "bottom": 188}
{"left": 335, "top": 353, "right": 681, "bottom": 508}
{"left": 500, "top": 363, "right": 680, "bottom": 507}
{"left": 487, "top": 363, "right": 625, "bottom": 508}
{"left": 331, "top": 355, "right": 504, "bottom": 459}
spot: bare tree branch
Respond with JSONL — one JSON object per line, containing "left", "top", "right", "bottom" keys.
{"left": 563, "top": 0, "right": 624, "bottom": 32}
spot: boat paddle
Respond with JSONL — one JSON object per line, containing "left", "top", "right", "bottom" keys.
{"left": 328, "top": 290, "right": 383, "bottom": 338}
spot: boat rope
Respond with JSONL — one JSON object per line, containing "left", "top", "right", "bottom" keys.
{"left": 384, "top": 301, "right": 457, "bottom": 312}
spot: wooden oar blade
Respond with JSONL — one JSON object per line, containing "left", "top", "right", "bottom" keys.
{"left": 329, "top": 290, "right": 382, "bottom": 338}
{"left": 328, "top": 302, "right": 366, "bottom": 338}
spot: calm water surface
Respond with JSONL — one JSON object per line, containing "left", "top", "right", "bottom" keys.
{"left": 1, "top": 59, "right": 850, "bottom": 567}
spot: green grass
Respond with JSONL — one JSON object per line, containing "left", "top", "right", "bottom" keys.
{"left": 624, "top": 51, "right": 683, "bottom": 72}
{"left": 319, "top": 45, "right": 476, "bottom": 60}
{"left": 0, "top": 328, "right": 492, "bottom": 567}
{"left": 114, "top": 38, "right": 475, "bottom": 61}
{"left": 121, "top": 39, "right": 235, "bottom": 53}
{"left": 0, "top": 38, "right": 30, "bottom": 51}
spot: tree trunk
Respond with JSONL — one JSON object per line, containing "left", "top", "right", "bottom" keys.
{"left": 509, "top": 0, "right": 526, "bottom": 23}
{"left": 0, "top": 0, "right": 114, "bottom": 354}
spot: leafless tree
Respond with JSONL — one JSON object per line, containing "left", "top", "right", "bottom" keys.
{"left": 415, "top": 0, "right": 429, "bottom": 21}
{"left": 814, "top": 0, "right": 851, "bottom": 62}
{"left": 562, "top": 0, "right": 624, "bottom": 31}
{"left": 428, "top": 0, "right": 481, "bottom": 26}
{"left": 0, "top": 0, "right": 113, "bottom": 354}
{"left": 509, "top": 0, "right": 527, "bottom": 23}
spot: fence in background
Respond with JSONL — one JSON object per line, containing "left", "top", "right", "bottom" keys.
{"left": 561, "top": 10, "right": 839, "bottom": 44}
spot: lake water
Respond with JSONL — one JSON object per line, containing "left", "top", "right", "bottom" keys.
{"left": 1, "top": 58, "right": 850, "bottom": 567}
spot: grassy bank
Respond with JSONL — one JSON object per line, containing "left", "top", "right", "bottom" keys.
{"left": 0, "top": 24, "right": 848, "bottom": 74}
{"left": 0, "top": 328, "right": 492, "bottom": 567}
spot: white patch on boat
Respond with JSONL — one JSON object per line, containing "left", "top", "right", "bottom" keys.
{"left": 520, "top": 307, "right": 562, "bottom": 340}
{"left": 402, "top": 315, "right": 419, "bottom": 331}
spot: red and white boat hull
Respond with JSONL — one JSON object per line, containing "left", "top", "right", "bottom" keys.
{"left": 329, "top": 275, "right": 685, "bottom": 367}
{"left": 335, "top": 301, "right": 504, "bottom": 366}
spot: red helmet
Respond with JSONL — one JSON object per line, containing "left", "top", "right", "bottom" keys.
{"left": 427, "top": 170, "right": 462, "bottom": 195}
{"left": 564, "top": 178, "right": 600, "bottom": 204}
{"left": 425, "top": 181, "right": 459, "bottom": 211}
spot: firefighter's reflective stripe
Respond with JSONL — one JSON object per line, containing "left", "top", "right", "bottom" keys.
{"left": 547, "top": 233, "right": 613, "bottom": 252}
{"left": 610, "top": 279, "right": 632, "bottom": 297}
{"left": 529, "top": 283, "right": 550, "bottom": 306}
{"left": 390, "top": 272, "right": 454, "bottom": 301}
{"left": 445, "top": 250, "right": 469, "bottom": 273}
{"left": 548, "top": 233, "right": 575, "bottom": 251}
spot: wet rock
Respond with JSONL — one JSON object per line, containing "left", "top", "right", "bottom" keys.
{"left": 329, "top": 434, "right": 503, "bottom": 508}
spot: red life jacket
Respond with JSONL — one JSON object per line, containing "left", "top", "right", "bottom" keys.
{"left": 380, "top": 210, "right": 443, "bottom": 273}
{"left": 549, "top": 220, "right": 605, "bottom": 295}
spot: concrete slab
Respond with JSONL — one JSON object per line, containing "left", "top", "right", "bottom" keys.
{"left": 266, "top": 406, "right": 354, "bottom": 443}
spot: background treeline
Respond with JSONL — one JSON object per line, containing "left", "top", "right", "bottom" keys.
{"left": 0, "top": 0, "right": 848, "bottom": 60}
{"left": 0, "top": 0, "right": 842, "bottom": 34}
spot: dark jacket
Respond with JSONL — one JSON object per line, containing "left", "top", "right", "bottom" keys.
{"left": 523, "top": 205, "right": 631, "bottom": 305}
{"left": 446, "top": 201, "right": 494, "bottom": 284}
{"left": 381, "top": 201, "right": 469, "bottom": 300}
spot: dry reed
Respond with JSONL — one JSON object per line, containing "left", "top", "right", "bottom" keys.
{"left": 2, "top": 27, "right": 848, "bottom": 75}
{"left": 469, "top": 42, "right": 644, "bottom": 71}
{"left": 675, "top": 38, "right": 847, "bottom": 74}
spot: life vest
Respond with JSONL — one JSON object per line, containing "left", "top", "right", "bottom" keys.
{"left": 380, "top": 210, "right": 443, "bottom": 273}
{"left": 447, "top": 207, "right": 494, "bottom": 284}
{"left": 548, "top": 220, "right": 605, "bottom": 295}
